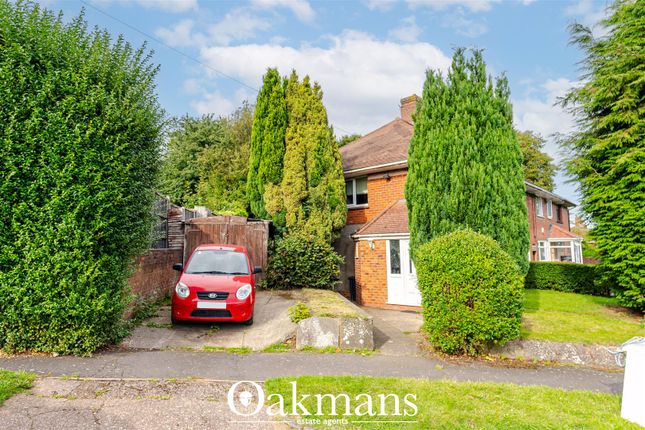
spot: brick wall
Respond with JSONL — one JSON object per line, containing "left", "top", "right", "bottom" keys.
{"left": 128, "top": 248, "right": 182, "bottom": 302}
{"left": 347, "top": 170, "right": 407, "bottom": 225}
{"left": 526, "top": 194, "right": 572, "bottom": 261}
{"left": 355, "top": 239, "right": 388, "bottom": 306}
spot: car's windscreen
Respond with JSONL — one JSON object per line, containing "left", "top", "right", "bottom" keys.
{"left": 185, "top": 250, "right": 249, "bottom": 275}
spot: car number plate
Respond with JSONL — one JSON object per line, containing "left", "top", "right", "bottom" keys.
{"left": 196, "top": 302, "right": 227, "bottom": 310}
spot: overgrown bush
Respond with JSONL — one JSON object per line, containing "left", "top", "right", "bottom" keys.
{"left": 0, "top": 3, "right": 163, "bottom": 355}
{"left": 264, "top": 235, "right": 343, "bottom": 290}
{"left": 525, "top": 262, "right": 608, "bottom": 296}
{"left": 416, "top": 230, "right": 524, "bottom": 355}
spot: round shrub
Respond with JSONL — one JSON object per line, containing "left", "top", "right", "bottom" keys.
{"left": 264, "top": 235, "right": 343, "bottom": 290}
{"left": 415, "top": 230, "right": 524, "bottom": 355}
{"left": 0, "top": 3, "right": 163, "bottom": 355}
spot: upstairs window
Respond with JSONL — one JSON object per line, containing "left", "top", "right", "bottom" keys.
{"left": 547, "top": 200, "right": 553, "bottom": 219}
{"left": 556, "top": 205, "right": 563, "bottom": 224}
{"left": 535, "top": 196, "right": 544, "bottom": 217}
{"left": 346, "top": 177, "right": 368, "bottom": 207}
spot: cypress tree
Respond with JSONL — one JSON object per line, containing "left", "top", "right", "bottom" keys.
{"left": 406, "top": 49, "right": 529, "bottom": 274}
{"left": 246, "top": 68, "right": 287, "bottom": 225}
{"left": 265, "top": 71, "right": 346, "bottom": 242}
{"left": 560, "top": 0, "right": 645, "bottom": 309}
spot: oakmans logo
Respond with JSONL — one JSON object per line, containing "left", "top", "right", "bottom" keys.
{"left": 227, "top": 380, "right": 418, "bottom": 426}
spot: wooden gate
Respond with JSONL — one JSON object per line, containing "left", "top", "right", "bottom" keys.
{"left": 183, "top": 216, "right": 270, "bottom": 281}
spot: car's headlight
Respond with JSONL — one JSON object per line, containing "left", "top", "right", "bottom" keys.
{"left": 175, "top": 281, "right": 190, "bottom": 299}
{"left": 236, "top": 284, "right": 252, "bottom": 300}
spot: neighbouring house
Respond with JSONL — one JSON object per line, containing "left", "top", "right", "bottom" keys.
{"left": 335, "top": 95, "right": 584, "bottom": 309}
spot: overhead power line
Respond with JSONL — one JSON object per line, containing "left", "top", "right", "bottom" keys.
{"left": 78, "top": 0, "right": 355, "bottom": 136}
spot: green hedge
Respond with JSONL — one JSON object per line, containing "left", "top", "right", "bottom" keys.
{"left": 416, "top": 230, "right": 524, "bottom": 355}
{"left": 264, "top": 235, "right": 343, "bottom": 290}
{"left": 525, "top": 262, "right": 608, "bottom": 296}
{"left": 0, "top": 3, "right": 163, "bottom": 355}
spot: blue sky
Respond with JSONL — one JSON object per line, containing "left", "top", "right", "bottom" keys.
{"left": 38, "top": 0, "right": 612, "bottom": 205}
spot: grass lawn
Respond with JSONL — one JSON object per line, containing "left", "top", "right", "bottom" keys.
{"left": 522, "top": 289, "right": 644, "bottom": 345}
{"left": 284, "top": 288, "right": 367, "bottom": 320}
{"left": 0, "top": 369, "right": 35, "bottom": 406}
{"left": 265, "top": 376, "right": 638, "bottom": 429}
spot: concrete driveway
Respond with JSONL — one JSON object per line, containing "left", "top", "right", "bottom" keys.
{"left": 361, "top": 307, "right": 423, "bottom": 356}
{"left": 121, "top": 291, "right": 296, "bottom": 351}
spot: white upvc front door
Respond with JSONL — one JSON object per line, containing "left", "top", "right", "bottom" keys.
{"left": 386, "top": 239, "right": 421, "bottom": 306}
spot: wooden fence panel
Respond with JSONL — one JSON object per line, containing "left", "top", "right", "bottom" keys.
{"left": 183, "top": 216, "right": 270, "bottom": 282}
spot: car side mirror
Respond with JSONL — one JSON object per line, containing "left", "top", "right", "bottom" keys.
{"left": 253, "top": 266, "right": 263, "bottom": 274}
{"left": 172, "top": 263, "right": 183, "bottom": 272}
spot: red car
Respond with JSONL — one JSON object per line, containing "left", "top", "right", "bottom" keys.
{"left": 171, "top": 244, "right": 261, "bottom": 325}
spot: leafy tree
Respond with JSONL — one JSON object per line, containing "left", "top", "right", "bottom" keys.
{"left": 336, "top": 133, "right": 362, "bottom": 147}
{"left": 197, "top": 103, "right": 253, "bottom": 215}
{"left": 246, "top": 68, "right": 287, "bottom": 225}
{"left": 406, "top": 49, "right": 529, "bottom": 274}
{"left": 158, "top": 115, "right": 225, "bottom": 207}
{"left": 0, "top": 2, "right": 164, "bottom": 354}
{"left": 560, "top": 0, "right": 645, "bottom": 309}
{"left": 516, "top": 130, "right": 556, "bottom": 191}
{"left": 264, "top": 71, "right": 346, "bottom": 243}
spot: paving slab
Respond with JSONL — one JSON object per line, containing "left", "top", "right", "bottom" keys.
{"left": 362, "top": 307, "right": 423, "bottom": 356}
{"left": 0, "top": 378, "right": 289, "bottom": 430}
{"left": 121, "top": 291, "right": 296, "bottom": 351}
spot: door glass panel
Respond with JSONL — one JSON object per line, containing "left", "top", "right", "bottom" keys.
{"left": 389, "top": 240, "right": 401, "bottom": 274}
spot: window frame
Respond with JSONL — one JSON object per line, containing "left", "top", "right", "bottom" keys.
{"left": 546, "top": 200, "right": 553, "bottom": 219}
{"left": 537, "top": 240, "right": 549, "bottom": 261}
{"left": 346, "top": 177, "right": 368, "bottom": 208}
{"left": 535, "top": 196, "right": 544, "bottom": 217}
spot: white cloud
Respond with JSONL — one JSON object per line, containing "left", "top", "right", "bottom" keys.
{"left": 514, "top": 78, "right": 577, "bottom": 141}
{"left": 564, "top": 0, "right": 611, "bottom": 37}
{"left": 251, "top": 0, "right": 315, "bottom": 22}
{"left": 513, "top": 77, "right": 581, "bottom": 201}
{"left": 407, "top": 0, "right": 501, "bottom": 13}
{"left": 208, "top": 8, "right": 271, "bottom": 45}
{"left": 364, "top": 0, "right": 398, "bottom": 12}
{"left": 93, "top": 0, "right": 198, "bottom": 13}
{"left": 155, "top": 9, "right": 270, "bottom": 48}
{"left": 155, "top": 19, "right": 204, "bottom": 47}
{"left": 191, "top": 91, "right": 234, "bottom": 115}
{"left": 198, "top": 30, "right": 451, "bottom": 134}
{"left": 442, "top": 9, "right": 488, "bottom": 37}
{"left": 389, "top": 16, "right": 422, "bottom": 42}
{"left": 191, "top": 88, "right": 253, "bottom": 116}
{"left": 182, "top": 78, "right": 201, "bottom": 95}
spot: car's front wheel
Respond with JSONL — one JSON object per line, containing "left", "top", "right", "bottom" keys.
{"left": 243, "top": 316, "right": 254, "bottom": 326}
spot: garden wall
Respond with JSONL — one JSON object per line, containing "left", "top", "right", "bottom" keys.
{"left": 128, "top": 248, "right": 182, "bottom": 301}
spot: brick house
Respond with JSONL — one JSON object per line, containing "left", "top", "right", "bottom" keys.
{"left": 336, "top": 95, "right": 583, "bottom": 309}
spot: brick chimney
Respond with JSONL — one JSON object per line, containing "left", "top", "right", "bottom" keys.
{"left": 400, "top": 94, "right": 419, "bottom": 124}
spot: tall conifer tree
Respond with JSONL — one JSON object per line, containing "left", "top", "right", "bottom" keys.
{"left": 406, "top": 49, "right": 529, "bottom": 274}
{"left": 246, "top": 68, "right": 287, "bottom": 225}
{"left": 264, "top": 71, "right": 346, "bottom": 242}
{"left": 561, "top": 0, "right": 645, "bottom": 309}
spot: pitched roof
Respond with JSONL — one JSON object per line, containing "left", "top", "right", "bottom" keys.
{"left": 354, "top": 199, "right": 408, "bottom": 237}
{"left": 340, "top": 118, "right": 411, "bottom": 173}
{"left": 353, "top": 199, "right": 582, "bottom": 240}
{"left": 524, "top": 181, "right": 576, "bottom": 207}
{"left": 549, "top": 224, "right": 581, "bottom": 239}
